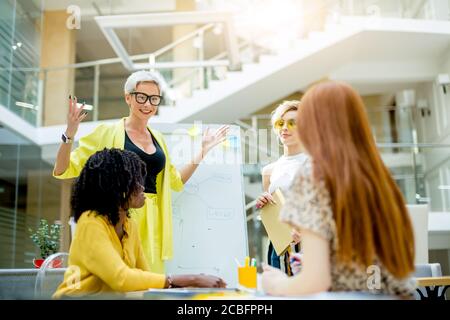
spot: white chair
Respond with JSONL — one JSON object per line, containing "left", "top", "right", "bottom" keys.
{"left": 34, "top": 252, "right": 69, "bottom": 299}
{"left": 414, "top": 263, "right": 447, "bottom": 300}
{"left": 406, "top": 204, "right": 429, "bottom": 264}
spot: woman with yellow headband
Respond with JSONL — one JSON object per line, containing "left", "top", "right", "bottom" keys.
{"left": 53, "top": 70, "right": 229, "bottom": 273}
{"left": 256, "top": 100, "right": 307, "bottom": 275}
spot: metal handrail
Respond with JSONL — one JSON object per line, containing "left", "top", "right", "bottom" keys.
{"left": 234, "top": 119, "right": 253, "bottom": 131}
{"left": 7, "top": 24, "right": 218, "bottom": 73}
{"left": 152, "top": 23, "right": 215, "bottom": 59}
{"left": 168, "top": 39, "right": 253, "bottom": 87}
{"left": 19, "top": 21, "right": 257, "bottom": 75}
{"left": 377, "top": 143, "right": 450, "bottom": 148}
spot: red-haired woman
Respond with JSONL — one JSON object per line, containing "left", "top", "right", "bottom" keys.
{"left": 262, "top": 81, "right": 416, "bottom": 298}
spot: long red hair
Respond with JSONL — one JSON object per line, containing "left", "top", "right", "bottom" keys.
{"left": 297, "top": 81, "right": 414, "bottom": 278}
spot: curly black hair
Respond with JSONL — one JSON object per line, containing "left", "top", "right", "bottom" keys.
{"left": 71, "top": 148, "right": 146, "bottom": 225}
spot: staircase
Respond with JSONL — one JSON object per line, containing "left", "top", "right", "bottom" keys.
{"left": 154, "top": 16, "right": 450, "bottom": 124}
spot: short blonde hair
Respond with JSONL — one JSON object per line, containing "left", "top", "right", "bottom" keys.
{"left": 124, "top": 70, "right": 167, "bottom": 94}
{"left": 270, "top": 100, "right": 300, "bottom": 127}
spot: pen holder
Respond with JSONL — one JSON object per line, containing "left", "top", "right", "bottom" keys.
{"left": 238, "top": 266, "right": 257, "bottom": 289}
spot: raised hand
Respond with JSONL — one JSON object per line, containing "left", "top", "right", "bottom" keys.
{"left": 66, "top": 95, "right": 88, "bottom": 138}
{"left": 201, "top": 125, "right": 230, "bottom": 156}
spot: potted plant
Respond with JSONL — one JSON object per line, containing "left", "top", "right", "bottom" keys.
{"left": 28, "top": 219, "right": 62, "bottom": 268}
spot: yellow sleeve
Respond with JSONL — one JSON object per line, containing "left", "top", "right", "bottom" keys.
{"left": 132, "top": 221, "right": 150, "bottom": 272}
{"left": 136, "top": 244, "right": 150, "bottom": 272}
{"left": 53, "top": 124, "right": 107, "bottom": 180}
{"left": 77, "top": 220, "right": 166, "bottom": 291}
{"left": 169, "top": 162, "right": 184, "bottom": 192}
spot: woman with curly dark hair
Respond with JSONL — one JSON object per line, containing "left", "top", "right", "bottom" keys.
{"left": 53, "top": 148, "right": 225, "bottom": 298}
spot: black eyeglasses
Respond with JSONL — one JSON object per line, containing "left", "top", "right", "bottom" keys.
{"left": 131, "top": 92, "right": 162, "bottom": 106}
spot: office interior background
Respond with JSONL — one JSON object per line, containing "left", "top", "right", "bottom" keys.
{"left": 0, "top": 0, "right": 449, "bottom": 283}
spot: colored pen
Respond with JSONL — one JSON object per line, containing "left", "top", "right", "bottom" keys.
{"left": 251, "top": 258, "right": 256, "bottom": 267}
{"left": 244, "top": 256, "right": 250, "bottom": 267}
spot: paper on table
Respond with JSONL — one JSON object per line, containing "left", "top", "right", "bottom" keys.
{"left": 260, "top": 189, "right": 292, "bottom": 256}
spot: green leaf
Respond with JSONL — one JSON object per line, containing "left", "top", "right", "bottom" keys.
{"left": 29, "top": 218, "right": 62, "bottom": 259}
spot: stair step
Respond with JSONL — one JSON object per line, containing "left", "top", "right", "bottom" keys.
{"left": 257, "top": 54, "right": 280, "bottom": 64}
{"left": 156, "top": 20, "right": 366, "bottom": 123}
{"left": 240, "top": 63, "right": 263, "bottom": 73}
{"left": 307, "top": 31, "right": 332, "bottom": 42}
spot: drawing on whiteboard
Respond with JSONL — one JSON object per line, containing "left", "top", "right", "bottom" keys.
{"left": 173, "top": 173, "right": 233, "bottom": 204}
{"left": 160, "top": 124, "right": 247, "bottom": 287}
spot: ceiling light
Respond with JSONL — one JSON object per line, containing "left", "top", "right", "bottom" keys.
{"left": 15, "top": 101, "right": 37, "bottom": 110}
{"left": 17, "top": 42, "right": 22, "bottom": 47}
{"left": 12, "top": 45, "right": 17, "bottom": 50}
{"left": 438, "top": 185, "right": 450, "bottom": 190}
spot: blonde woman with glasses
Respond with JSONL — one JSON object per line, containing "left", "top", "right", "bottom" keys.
{"left": 53, "top": 70, "right": 229, "bottom": 274}
{"left": 256, "top": 100, "right": 308, "bottom": 275}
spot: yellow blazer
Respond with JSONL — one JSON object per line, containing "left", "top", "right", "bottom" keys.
{"left": 53, "top": 211, "right": 166, "bottom": 298}
{"left": 53, "top": 117, "right": 184, "bottom": 260}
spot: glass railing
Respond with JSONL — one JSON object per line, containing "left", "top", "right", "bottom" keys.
{"left": 237, "top": 109, "right": 450, "bottom": 211}
{"left": 0, "top": 125, "right": 62, "bottom": 268}
{"left": 333, "top": 0, "right": 446, "bottom": 20}
{"left": 203, "top": 0, "right": 445, "bottom": 58}
{"left": 242, "top": 141, "right": 450, "bottom": 269}
{"left": 241, "top": 143, "right": 450, "bottom": 208}
{"left": 237, "top": 102, "right": 422, "bottom": 155}
{"left": 0, "top": 0, "right": 42, "bottom": 126}
{"left": 377, "top": 143, "right": 450, "bottom": 208}
{"left": 3, "top": 0, "right": 445, "bottom": 128}
{"left": 15, "top": 20, "right": 267, "bottom": 126}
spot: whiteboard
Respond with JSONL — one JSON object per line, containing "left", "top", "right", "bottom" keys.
{"left": 154, "top": 123, "right": 248, "bottom": 287}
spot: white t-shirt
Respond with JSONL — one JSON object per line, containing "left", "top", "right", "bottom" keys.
{"left": 265, "top": 152, "right": 308, "bottom": 273}
{"left": 268, "top": 152, "right": 309, "bottom": 195}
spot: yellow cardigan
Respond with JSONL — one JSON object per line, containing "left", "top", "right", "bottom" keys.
{"left": 53, "top": 211, "right": 166, "bottom": 298}
{"left": 53, "top": 118, "right": 184, "bottom": 260}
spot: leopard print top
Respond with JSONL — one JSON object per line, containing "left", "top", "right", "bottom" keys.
{"left": 280, "top": 157, "right": 417, "bottom": 298}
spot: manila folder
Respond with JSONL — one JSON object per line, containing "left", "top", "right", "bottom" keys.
{"left": 260, "top": 189, "right": 292, "bottom": 256}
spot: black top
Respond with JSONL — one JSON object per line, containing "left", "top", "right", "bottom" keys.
{"left": 124, "top": 130, "right": 166, "bottom": 194}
